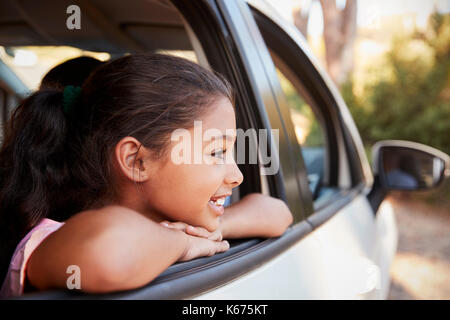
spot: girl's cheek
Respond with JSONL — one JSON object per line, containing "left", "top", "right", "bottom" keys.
{"left": 198, "top": 165, "right": 225, "bottom": 193}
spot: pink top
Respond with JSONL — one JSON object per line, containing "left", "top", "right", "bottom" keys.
{"left": 0, "top": 218, "right": 64, "bottom": 298}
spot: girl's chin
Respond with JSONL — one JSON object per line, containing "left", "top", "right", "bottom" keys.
{"left": 198, "top": 207, "right": 221, "bottom": 232}
{"left": 203, "top": 219, "right": 220, "bottom": 233}
{"left": 207, "top": 200, "right": 225, "bottom": 216}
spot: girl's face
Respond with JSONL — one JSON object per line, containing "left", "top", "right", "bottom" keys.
{"left": 140, "top": 96, "right": 243, "bottom": 231}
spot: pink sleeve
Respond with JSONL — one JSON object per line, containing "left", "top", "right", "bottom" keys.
{"left": 0, "top": 218, "right": 64, "bottom": 298}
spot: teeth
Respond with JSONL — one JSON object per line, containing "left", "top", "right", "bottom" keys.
{"left": 209, "top": 198, "right": 225, "bottom": 206}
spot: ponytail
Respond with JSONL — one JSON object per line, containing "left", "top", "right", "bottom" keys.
{"left": 0, "top": 90, "right": 69, "bottom": 283}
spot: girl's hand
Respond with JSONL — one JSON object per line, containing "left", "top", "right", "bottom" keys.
{"left": 160, "top": 221, "right": 223, "bottom": 241}
{"left": 179, "top": 233, "right": 229, "bottom": 262}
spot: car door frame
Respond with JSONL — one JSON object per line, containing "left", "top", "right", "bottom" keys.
{"left": 247, "top": 0, "right": 375, "bottom": 223}
{"left": 246, "top": 0, "right": 397, "bottom": 299}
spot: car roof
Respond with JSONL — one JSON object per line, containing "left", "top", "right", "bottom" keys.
{"left": 0, "top": 0, "right": 191, "bottom": 53}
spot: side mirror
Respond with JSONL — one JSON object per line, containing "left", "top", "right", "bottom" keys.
{"left": 372, "top": 140, "right": 450, "bottom": 191}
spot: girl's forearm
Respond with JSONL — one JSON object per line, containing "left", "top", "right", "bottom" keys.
{"left": 27, "top": 206, "right": 189, "bottom": 293}
{"left": 221, "top": 193, "right": 293, "bottom": 239}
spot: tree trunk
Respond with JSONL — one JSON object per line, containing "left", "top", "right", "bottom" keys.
{"left": 319, "top": 0, "right": 357, "bottom": 86}
{"left": 292, "top": 0, "right": 310, "bottom": 38}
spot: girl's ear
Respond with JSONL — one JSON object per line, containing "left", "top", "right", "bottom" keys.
{"left": 114, "top": 137, "right": 151, "bottom": 182}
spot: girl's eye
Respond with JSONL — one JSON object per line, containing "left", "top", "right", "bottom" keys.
{"left": 211, "top": 149, "right": 226, "bottom": 159}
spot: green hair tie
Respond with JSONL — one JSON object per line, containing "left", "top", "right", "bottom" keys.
{"left": 62, "top": 85, "right": 82, "bottom": 114}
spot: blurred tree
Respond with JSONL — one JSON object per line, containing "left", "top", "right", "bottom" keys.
{"left": 342, "top": 12, "right": 450, "bottom": 155}
{"left": 342, "top": 12, "right": 450, "bottom": 205}
{"left": 293, "top": 0, "right": 310, "bottom": 37}
{"left": 292, "top": 0, "right": 357, "bottom": 85}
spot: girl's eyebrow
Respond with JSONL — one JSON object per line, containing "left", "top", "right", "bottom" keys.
{"left": 206, "top": 134, "right": 236, "bottom": 142}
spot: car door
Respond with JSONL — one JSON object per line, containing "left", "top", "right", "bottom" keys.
{"left": 194, "top": 0, "right": 398, "bottom": 299}
{"left": 246, "top": 0, "right": 398, "bottom": 299}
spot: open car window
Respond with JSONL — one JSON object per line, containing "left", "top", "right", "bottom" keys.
{"left": 251, "top": 5, "right": 358, "bottom": 211}
{"left": 272, "top": 54, "right": 328, "bottom": 200}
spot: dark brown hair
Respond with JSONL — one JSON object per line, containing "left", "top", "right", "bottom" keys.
{"left": 0, "top": 53, "right": 234, "bottom": 284}
{"left": 40, "top": 56, "right": 105, "bottom": 90}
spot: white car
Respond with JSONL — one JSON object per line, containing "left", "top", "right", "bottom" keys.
{"left": 0, "top": 0, "right": 448, "bottom": 299}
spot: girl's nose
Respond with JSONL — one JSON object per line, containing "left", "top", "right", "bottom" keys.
{"left": 225, "top": 161, "right": 243, "bottom": 188}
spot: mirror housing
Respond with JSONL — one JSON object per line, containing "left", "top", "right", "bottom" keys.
{"left": 372, "top": 140, "right": 450, "bottom": 191}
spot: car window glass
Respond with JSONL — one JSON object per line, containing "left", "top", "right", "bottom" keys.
{"left": 274, "top": 63, "right": 327, "bottom": 199}
{"left": 0, "top": 46, "right": 110, "bottom": 90}
{"left": 250, "top": 9, "right": 334, "bottom": 202}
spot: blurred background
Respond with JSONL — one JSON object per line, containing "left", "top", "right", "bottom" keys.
{"left": 268, "top": 0, "right": 450, "bottom": 300}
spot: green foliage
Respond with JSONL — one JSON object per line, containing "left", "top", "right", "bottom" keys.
{"left": 277, "top": 68, "right": 325, "bottom": 148}
{"left": 304, "top": 117, "right": 324, "bottom": 147}
{"left": 342, "top": 12, "right": 450, "bottom": 155}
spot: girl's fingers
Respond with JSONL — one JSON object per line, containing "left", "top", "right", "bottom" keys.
{"left": 207, "top": 230, "right": 223, "bottom": 241}
{"left": 186, "top": 226, "right": 223, "bottom": 241}
{"left": 160, "top": 221, "right": 170, "bottom": 227}
{"left": 218, "top": 240, "right": 230, "bottom": 252}
{"left": 179, "top": 237, "right": 230, "bottom": 262}
{"left": 160, "top": 221, "right": 189, "bottom": 231}
{"left": 161, "top": 221, "right": 223, "bottom": 241}
{"left": 186, "top": 225, "right": 210, "bottom": 238}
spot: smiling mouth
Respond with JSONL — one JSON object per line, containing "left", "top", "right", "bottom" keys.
{"left": 208, "top": 198, "right": 225, "bottom": 206}
{"left": 207, "top": 194, "right": 230, "bottom": 216}
{"left": 209, "top": 193, "right": 231, "bottom": 206}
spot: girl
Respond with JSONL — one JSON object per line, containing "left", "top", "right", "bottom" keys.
{"left": 0, "top": 53, "right": 293, "bottom": 297}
